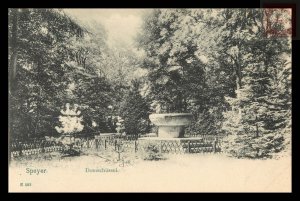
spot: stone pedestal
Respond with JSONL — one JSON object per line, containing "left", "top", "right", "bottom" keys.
{"left": 158, "top": 126, "right": 184, "bottom": 138}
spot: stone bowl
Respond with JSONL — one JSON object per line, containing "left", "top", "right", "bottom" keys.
{"left": 149, "top": 113, "right": 193, "bottom": 126}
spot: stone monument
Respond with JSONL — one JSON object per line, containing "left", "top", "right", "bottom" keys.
{"left": 138, "top": 112, "right": 209, "bottom": 154}
{"left": 149, "top": 113, "right": 193, "bottom": 138}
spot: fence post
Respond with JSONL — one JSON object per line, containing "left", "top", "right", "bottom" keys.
{"left": 105, "top": 139, "right": 107, "bottom": 150}
{"left": 19, "top": 142, "right": 23, "bottom": 156}
{"left": 41, "top": 143, "right": 45, "bottom": 153}
{"left": 213, "top": 138, "right": 217, "bottom": 153}
{"left": 134, "top": 140, "right": 137, "bottom": 152}
{"left": 188, "top": 141, "right": 191, "bottom": 153}
{"left": 114, "top": 140, "right": 117, "bottom": 150}
{"left": 95, "top": 139, "right": 98, "bottom": 150}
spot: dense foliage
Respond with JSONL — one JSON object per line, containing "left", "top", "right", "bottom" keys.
{"left": 9, "top": 9, "right": 85, "bottom": 140}
{"left": 137, "top": 9, "right": 291, "bottom": 158}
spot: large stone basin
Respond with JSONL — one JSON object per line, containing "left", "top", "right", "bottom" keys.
{"left": 149, "top": 113, "right": 193, "bottom": 138}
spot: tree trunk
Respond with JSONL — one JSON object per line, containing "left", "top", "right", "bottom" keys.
{"left": 255, "top": 115, "right": 259, "bottom": 138}
{"left": 9, "top": 9, "right": 19, "bottom": 91}
{"left": 8, "top": 9, "right": 19, "bottom": 165}
{"left": 236, "top": 50, "right": 243, "bottom": 90}
{"left": 235, "top": 66, "right": 242, "bottom": 118}
{"left": 34, "top": 60, "right": 42, "bottom": 138}
{"left": 83, "top": 57, "right": 86, "bottom": 69}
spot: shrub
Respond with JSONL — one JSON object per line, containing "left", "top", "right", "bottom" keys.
{"left": 61, "top": 148, "right": 80, "bottom": 157}
{"left": 222, "top": 133, "right": 284, "bottom": 159}
{"left": 54, "top": 103, "right": 84, "bottom": 157}
{"left": 140, "top": 141, "right": 165, "bottom": 161}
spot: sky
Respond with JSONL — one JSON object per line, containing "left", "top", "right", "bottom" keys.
{"left": 64, "top": 9, "right": 151, "bottom": 48}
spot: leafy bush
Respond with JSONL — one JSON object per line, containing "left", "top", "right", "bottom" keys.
{"left": 222, "top": 133, "right": 285, "bottom": 159}
{"left": 61, "top": 148, "right": 80, "bottom": 157}
{"left": 45, "top": 135, "right": 81, "bottom": 157}
{"left": 140, "top": 142, "right": 165, "bottom": 161}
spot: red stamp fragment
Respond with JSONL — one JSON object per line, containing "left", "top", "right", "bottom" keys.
{"left": 263, "top": 4, "right": 296, "bottom": 38}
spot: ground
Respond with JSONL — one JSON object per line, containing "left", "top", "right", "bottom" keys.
{"left": 9, "top": 152, "right": 291, "bottom": 192}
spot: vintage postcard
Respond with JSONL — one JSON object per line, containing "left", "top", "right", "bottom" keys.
{"left": 8, "top": 8, "right": 292, "bottom": 192}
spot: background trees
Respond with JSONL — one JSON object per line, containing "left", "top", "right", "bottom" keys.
{"left": 137, "top": 9, "right": 291, "bottom": 157}
{"left": 137, "top": 9, "right": 207, "bottom": 113}
{"left": 219, "top": 9, "right": 291, "bottom": 158}
{"left": 137, "top": 9, "right": 230, "bottom": 135}
{"left": 8, "top": 8, "right": 149, "bottom": 140}
{"left": 9, "top": 9, "right": 85, "bottom": 140}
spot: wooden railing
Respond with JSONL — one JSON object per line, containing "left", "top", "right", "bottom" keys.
{"left": 10, "top": 134, "right": 226, "bottom": 157}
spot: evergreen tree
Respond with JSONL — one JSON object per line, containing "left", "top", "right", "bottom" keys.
{"left": 221, "top": 9, "right": 291, "bottom": 158}
{"left": 55, "top": 103, "right": 84, "bottom": 155}
{"left": 119, "top": 80, "right": 151, "bottom": 135}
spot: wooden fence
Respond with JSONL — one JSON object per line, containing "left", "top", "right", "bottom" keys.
{"left": 160, "top": 140, "right": 221, "bottom": 154}
{"left": 10, "top": 134, "right": 225, "bottom": 158}
{"left": 10, "top": 139, "right": 63, "bottom": 158}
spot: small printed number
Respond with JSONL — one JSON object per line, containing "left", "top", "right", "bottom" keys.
{"left": 25, "top": 183, "right": 31, "bottom": 186}
{"left": 20, "top": 182, "right": 31, "bottom": 187}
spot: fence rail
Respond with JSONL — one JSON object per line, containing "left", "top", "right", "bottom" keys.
{"left": 184, "top": 134, "right": 227, "bottom": 140}
{"left": 160, "top": 140, "right": 220, "bottom": 154}
{"left": 10, "top": 139, "right": 63, "bottom": 157}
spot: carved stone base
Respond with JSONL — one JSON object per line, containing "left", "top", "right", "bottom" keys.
{"left": 158, "top": 126, "right": 185, "bottom": 138}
